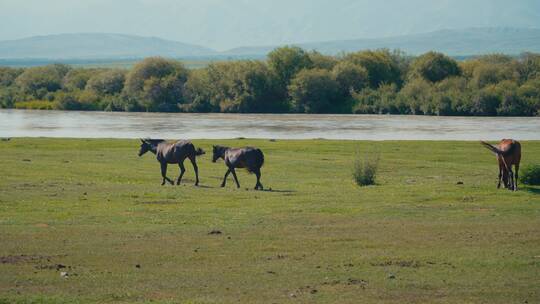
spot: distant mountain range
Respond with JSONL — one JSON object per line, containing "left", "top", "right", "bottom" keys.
{"left": 1, "top": 28, "right": 540, "bottom": 61}
{"left": 0, "top": 33, "right": 214, "bottom": 59}
{"left": 227, "top": 27, "right": 540, "bottom": 57}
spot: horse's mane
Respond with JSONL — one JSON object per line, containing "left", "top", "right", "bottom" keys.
{"left": 144, "top": 139, "right": 166, "bottom": 146}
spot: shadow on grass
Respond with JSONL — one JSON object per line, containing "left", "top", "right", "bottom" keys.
{"left": 261, "top": 188, "right": 296, "bottom": 193}
{"left": 524, "top": 187, "right": 540, "bottom": 195}
{"left": 197, "top": 185, "right": 215, "bottom": 189}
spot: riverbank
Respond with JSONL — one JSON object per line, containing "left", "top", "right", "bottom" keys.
{"left": 1, "top": 138, "right": 539, "bottom": 303}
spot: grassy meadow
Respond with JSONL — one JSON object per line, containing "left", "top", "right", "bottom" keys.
{"left": 0, "top": 138, "right": 539, "bottom": 303}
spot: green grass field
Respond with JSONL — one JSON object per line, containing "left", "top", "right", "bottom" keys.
{"left": 0, "top": 138, "right": 539, "bottom": 303}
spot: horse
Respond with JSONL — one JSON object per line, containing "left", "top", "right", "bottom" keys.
{"left": 138, "top": 139, "right": 205, "bottom": 186}
{"left": 212, "top": 145, "right": 265, "bottom": 190}
{"left": 481, "top": 139, "right": 521, "bottom": 191}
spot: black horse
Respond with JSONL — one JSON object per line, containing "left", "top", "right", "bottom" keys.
{"left": 212, "top": 145, "right": 264, "bottom": 190}
{"left": 138, "top": 139, "right": 205, "bottom": 186}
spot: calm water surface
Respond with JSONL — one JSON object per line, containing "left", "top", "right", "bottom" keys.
{"left": 1, "top": 109, "right": 539, "bottom": 140}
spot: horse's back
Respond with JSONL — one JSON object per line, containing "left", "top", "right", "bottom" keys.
{"left": 157, "top": 140, "right": 195, "bottom": 163}
{"left": 226, "top": 147, "right": 264, "bottom": 171}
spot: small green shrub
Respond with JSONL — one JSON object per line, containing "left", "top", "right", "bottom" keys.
{"left": 14, "top": 100, "right": 54, "bottom": 110}
{"left": 352, "top": 152, "right": 379, "bottom": 186}
{"left": 520, "top": 164, "right": 540, "bottom": 185}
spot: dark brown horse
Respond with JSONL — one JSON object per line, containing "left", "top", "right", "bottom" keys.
{"left": 212, "top": 145, "right": 264, "bottom": 190}
{"left": 139, "top": 139, "right": 205, "bottom": 186}
{"left": 481, "top": 139, "right": 522, "bottom": 191}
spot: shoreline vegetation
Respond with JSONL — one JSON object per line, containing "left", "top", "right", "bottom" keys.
{"left": 1, "top": 47, "right": 540, "bottom": 116}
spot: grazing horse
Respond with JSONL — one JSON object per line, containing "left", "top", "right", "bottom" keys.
{"left": 138, "top": 139, "right": 205, "bottom": 186}
{"left": 212, "top": 145, "right": 265, "bottom": 190}
{"left": 481, "top": 139, "right": 521, "bottom": 191}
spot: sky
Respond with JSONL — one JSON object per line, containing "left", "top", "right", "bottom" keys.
{"left": 1, "top": 0, "right": 539, "bottom": 50}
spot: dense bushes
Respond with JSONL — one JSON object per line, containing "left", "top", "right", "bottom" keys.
{"left": 0, "top": 49, "right": 539, "bottom": 115}
{"left": 520, "top": 164, "right": 540, "bottom": 186}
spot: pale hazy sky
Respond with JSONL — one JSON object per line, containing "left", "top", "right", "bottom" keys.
{"left": 1, "top": 0, "right": 539, "bottom": 50}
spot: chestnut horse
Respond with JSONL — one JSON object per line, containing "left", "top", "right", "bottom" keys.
{"left": 138, "top": 139, "right": 205, "bottom": 186}
{"left": 481, "top": 139, "right": 521, "bottom": 191}
{"left": 212, "top": 145, "right": 265, "bottom": 190}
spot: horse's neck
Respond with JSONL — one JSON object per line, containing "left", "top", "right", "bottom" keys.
{"left": 221, "top": 148, "right": 229, "bottom": 159}
{"left": 150, "top": 146, "right": 158, "bottom": 154}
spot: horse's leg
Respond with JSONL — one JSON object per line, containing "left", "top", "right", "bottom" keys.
{"left": 160, "top": 163, "right": 173, "bottom": 185}
{"left": 254, "top": 168, "right": 263, "bottom": 190}
{"left": 508, "top": 168, "right": 515, "bottom": 191}
{"left": 497, "top": 165, "right": 503, "bottom": 189}
{"left": 177, "top": 161, "right": 186, "bottom": 185}
{"left": 189, "top": 155, "right": 199, "bottom": 186}
{"left": 514, "top": 163, "right": 519, "bottom": 191}
{"left": 230, "top": 168, "right": 241, "bottom": 188}
{"left": 221, "top": 169, "right": 231, "bottom": 187}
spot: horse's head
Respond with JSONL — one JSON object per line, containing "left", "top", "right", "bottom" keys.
{"left": 138, "top": 139, "right": 154, "bottom": 157}
{"left": 212, "top": 145, "right": 226, "bottom": 163}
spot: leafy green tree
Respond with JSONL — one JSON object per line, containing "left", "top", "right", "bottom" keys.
{"left": 267, "top": 46, "right": 313, "bottom": 98}
{"left": 471, "top": 87, "right": 500, "bottom": 116}
{"left": 62, "top": 69, "right": 96, "bottom": 91}
{"left": 409, "top": 52, "right": 461, "bottom": 83}
{"left": 494, "top": 81, "right": 531, "bottom": 116}
{"left": 518, "top": 77, "right": 540, "bottom": 115}
{"left": 0, "top": 87, "right": 17, "bottom": 108}
{"left": 54, "top": 90, "right": 98, "bottom": 111}
{"left": 398, "top": 78, "right": 434, "bottom": 114}
{"left": 182, "top": 68, "right": 217, "bottom": 112}
{"left": 15, "top": 64, "right": 71, "bottom": 99}
{"left": 0, "top": 67, "right": 23, "bottom": 87}
{"left": 344, "top": 49, "right": 402, "bottom": 88}
{"left": 224, "top": 61, "right": 284, "bottom": 113}
{"left": 288, "top": 68, "right": 341, "bottom": 113}
{"left": 308, "top": 51, "right": 338, "bottom": 70}
{"left": 433, "top": 76, "right": 471, "bottom": 115}
{"left": 352, "top": 84, "right": 400, "bottom": 114}
{"left": 517, "top": 52, "right": 540, "bottom": 82}
{"left": 124, "top": 57, "right": 189, "bottom": 112}
{"left": 86, "top": 70, "right": 126, "bottom": 95}
{"left": 332, "top": 62, "right": 369, "bottom": 96}
{"left": 185, "top": 61, "right": 284, "bottom": 113}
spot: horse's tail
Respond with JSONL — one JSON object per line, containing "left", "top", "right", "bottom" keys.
{"left": 481, "top": 141, "right": 501, "bottom": 155}
{"left": 257, "top": 149, "right": 265, "bottom": 168}
{"left": 481, "top": 141, "right": 514, "bottom": 156}
{"left": 195, "top": 147, "right": 206, "bottom": 156}
{"left": 480, "top": 141, "right": 508, "bottom": 156}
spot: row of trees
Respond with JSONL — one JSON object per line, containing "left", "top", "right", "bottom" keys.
{"left": 1, "top": 47, "right": 540, "bottom": 116}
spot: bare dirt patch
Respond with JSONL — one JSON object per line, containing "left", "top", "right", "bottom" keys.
{"left": 1, "top": 254, "right": 50, "bottom": 265}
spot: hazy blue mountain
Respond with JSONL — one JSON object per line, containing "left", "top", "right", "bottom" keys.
{"left": 0, "top": 33, "right": 216, "bottom": 59}
{"left": 225, "top": 28, "right": 540, "bottom": 56}
{"left": 1, "top": 28, "right": 539, "bottom": 62}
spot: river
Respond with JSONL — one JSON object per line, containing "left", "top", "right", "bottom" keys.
{"left": 1, "top": 109, "right": 539, "bottom": 140}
